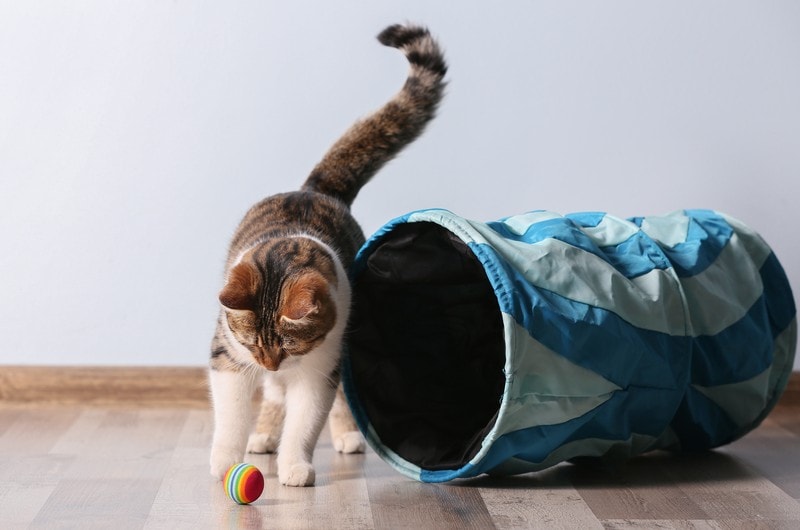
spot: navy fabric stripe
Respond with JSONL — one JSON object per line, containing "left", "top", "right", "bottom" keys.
{"left": 468, "top": 241, "right": 691, "bottom": 391}
{"left": 691, "top": 297, "right": 773, "bottom": 387}
{"left": 670, "top": 386, "right": 741, "bottom": 450}
{"left": 761, "top": 252, "right": 797, "bottom": 335}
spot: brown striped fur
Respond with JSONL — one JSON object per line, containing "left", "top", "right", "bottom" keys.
{"left": 208, "top": 24, "right": 447, "bottom": 485}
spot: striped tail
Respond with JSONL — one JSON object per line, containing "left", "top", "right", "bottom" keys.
{"left": 302, "top": 24, "right": 447, "bottom": 207}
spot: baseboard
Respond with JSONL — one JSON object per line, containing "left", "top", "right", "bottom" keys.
{"left": 0, "top": 366, "right": 209, "bottom": 407}
{"left": 781, "top": 371, "right": 800, "bottom": 406}
{"left": 0, "top": 365, "right": 797, "bottom": 408}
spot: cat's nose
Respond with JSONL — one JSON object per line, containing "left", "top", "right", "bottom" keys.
{"left": 255, "top": 348, "right": 283, "bottom": 371}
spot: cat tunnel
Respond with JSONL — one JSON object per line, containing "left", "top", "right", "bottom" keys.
{"left": 341, "top": 208, "right": 797, "bottom": 483}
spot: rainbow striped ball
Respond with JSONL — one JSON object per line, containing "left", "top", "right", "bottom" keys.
{"left": 224, "top": 463, "right": 264, "bottom": 505}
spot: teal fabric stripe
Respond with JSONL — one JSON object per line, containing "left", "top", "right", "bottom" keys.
{"left": 639, "top": 211, "right": 691, "bottom": 247}
{"left": 565, "top": 211, "right": 607, "bottom": 228}
{"left": 495, "top": 211, "right": 563, "bottom": 234}
{"left": 721, "top": 213, "right": 772, "bottom": 267}
{"left": 679, "top": 231, "right": 764, "bottom": 336}
{"left": 577, "top": 214, "right": 640, "bottom": 247}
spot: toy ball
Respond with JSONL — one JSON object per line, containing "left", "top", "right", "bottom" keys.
{"left": 224, "top": 463, "right": 264, "bottom": 505}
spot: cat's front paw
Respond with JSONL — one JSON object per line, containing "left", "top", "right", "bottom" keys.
{"left": 333, "top": 431, "right": 366, "bottom": 454}
{"left": 209, "top": 446, "right": 243, "bottom": 480}
{"left": 246, "top": 433, "right": 279, "bottom": 454}
{"left": 279, "top": 462, "right": 315, "bottom": 487}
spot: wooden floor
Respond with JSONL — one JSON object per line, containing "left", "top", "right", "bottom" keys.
{"left": 1, "top": 386, "right": 799, "bottom": 528}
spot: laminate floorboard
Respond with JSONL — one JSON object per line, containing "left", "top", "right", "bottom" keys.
{"left": 1, "top": 401, "right": 798, "bottom": 529}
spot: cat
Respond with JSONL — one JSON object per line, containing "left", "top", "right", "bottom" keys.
{"left": 208, "top": 23, "right": 447, "bottom": 486}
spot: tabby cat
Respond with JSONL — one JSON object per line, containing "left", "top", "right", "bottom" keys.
{"left": 208, "top": 24, "right": 447, "bottom": 486}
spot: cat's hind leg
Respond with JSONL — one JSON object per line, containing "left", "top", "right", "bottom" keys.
{"left": 328, "top": 385, "right": 365, "bottom": 454}
{"left": 247, "top": 375, "right": 285, "bottom": 454}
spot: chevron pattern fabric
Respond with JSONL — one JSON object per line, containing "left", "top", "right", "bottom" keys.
{"left": 343, "top": 208, "right": 797, "bottom": 483}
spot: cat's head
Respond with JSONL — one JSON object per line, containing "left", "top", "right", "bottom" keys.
{"left": 218, "top": 239, "right": 338, "bottom": 371}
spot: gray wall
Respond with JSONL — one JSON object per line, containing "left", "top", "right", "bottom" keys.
{"left": 2, "top": 1, "right": 798, "bottom": 367}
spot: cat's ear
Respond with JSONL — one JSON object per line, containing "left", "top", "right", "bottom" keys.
{"left": 219, "top": 262, "right": 259, "bottom": 311}
{"left": 280, "top": 272, "right": 335, "bottom": 327}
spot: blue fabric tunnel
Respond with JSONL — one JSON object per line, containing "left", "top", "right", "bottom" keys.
{"left": 341, "top": 208, "right": 797, "bottom": 483}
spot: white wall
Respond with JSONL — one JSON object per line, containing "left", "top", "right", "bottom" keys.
{"left": 1, "top": 1, "right": 798, "bottom": 367}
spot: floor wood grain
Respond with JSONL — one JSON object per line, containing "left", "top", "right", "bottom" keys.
{"left": 0, "top": 373, "right": 798, "bottom": 529}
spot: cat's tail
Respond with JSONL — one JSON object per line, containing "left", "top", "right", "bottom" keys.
{"left": 302, "top": 24, "right": 447, "bottom": 207}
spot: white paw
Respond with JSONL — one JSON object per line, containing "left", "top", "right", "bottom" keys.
{"left": 209, "top": 446, "right": 243, "bottom": 480}
{"left": 333, "top": 431, "right": 366, "bottom": 454}
{"left": 279, "top": 462, "right": 315, "bottom": 487}
{"left": 246, "top": 433, "right": 279, "bottom": 454}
